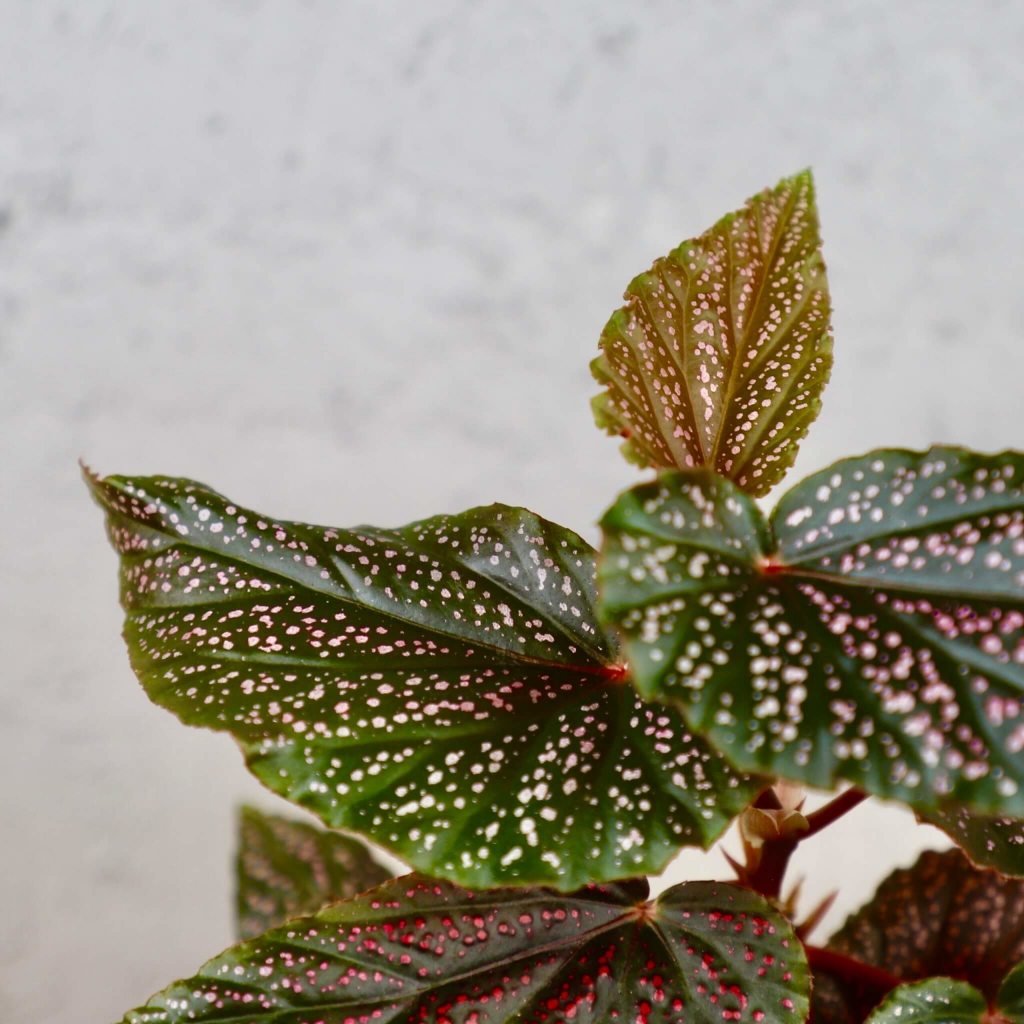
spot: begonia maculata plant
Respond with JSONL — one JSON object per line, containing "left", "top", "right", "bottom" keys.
{"left": 89, "top": 171, "right": 1024, "bottom": 1024}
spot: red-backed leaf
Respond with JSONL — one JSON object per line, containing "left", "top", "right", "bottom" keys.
{"left": 812, "top": 849, "right": 1024, "bottom": 1024}
{"left": 598, "top": 447, "right": 1024, "bottom": 815}
{"left": 119, "top": 875, "right": 810, "bottom": 1024}
{"left": 236, "top": 806, "right": 390, "bottom": 939}
{"left": 88, "top": 470, "right": 763, "bottom": 889}
{"left": 591, "top": 169, "right": 832, "bottom": 497}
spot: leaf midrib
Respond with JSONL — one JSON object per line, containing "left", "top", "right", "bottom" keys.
{"left": 355, "top": 521, "right": 614, "bottom": 666}
{"left": 725, "top": 301, "right": 828, "bottom": 480}
{"left": 603, "top": 303, "right": 690, "bottom": 469}
{"left": 775, "top": 562, "right": 1024, "bottom": 606}
{"left": 111, "top": 511, "right": 617, "bottom": 679}
{"left": 181, "top": 906, "right": 641, "bottom": 1024}
{"left": 709, "top": 180, "right": 801, "bottom": 469}
{"left": 633, "top": 271, "right": 703, "bottom": 468}
{"left": 132, "top": 631, "right": 621, "bottom": 684}
{"left": 773, "top": 485, "right": 1024, "bottom": 568}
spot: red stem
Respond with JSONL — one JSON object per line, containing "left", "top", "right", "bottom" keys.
{"left": 746, "top": 835, "right": 798, "bottom": 900}
{"left": 806, "top": 946, "right": 902, "bottom": 995}
{"left": 744, "top": 787, "right": 867, "bottom": 900}
{"left": 804, "top": 788, "right": 868, "bottom": 837}
{"left": 739, "top": 790, "right": 883, "bottom": 1005}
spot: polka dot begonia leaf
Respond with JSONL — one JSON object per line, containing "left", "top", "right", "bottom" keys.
{"left": 860, "top": 978, "right": 991, "bottom": 1024}
{"left": 87, "top": 470, "right": 764, "bottom": 890}
{"left": 915, "top": 804, "right": 1024, "bottom": 879}
{"left": 118, "top": 874, "right": 810, "bottom": 1024}
{"left": 869, "top": 967, "right": 1024, "bottom": 1024}
{"left": 236, "top": 805, "right": 391, "bottom": 940}
{"left": 811, "top": 849, "right": 1024, "bottom": 1024}
{"left": 591, "top": 169, "right": 833, "bottom": 498}
{"left": 598, "top": 446, "right": 1024, "bottom": 815}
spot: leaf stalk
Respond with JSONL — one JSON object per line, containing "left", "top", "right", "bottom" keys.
{"left": 805, "top": 946, "right": 903, "bottom": 995}
{"left": 744, "top": 786, "right": 867, "bottom": 900}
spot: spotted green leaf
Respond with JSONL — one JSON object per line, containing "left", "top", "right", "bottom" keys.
{"left": 916, "top": 805, "right": 1024, "bottom": 879}
{"left": 87, "top": 470, "right": 763, "bottom": 890}
{"left": 812, "top": 849, "right": 1024, "bottom": 1024}
{"left": 236, "top": 806, "right": 391, "bottom": 939}
{"left": 598, "top": 447, "right": 1024, "bottom": 815}
{"left": 862, "top": 979, "right": 988, "bottom": 1024}
{"left": 591, "top": 169, "right": 832, "bottom": 497}
{"left": 118, "top": 874, "right": 810, "bottom": 1024}
{"left": 857, "top": 964, "right": 1024, "bottom": 1024}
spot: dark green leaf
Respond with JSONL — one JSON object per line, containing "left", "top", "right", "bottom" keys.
{"left": 998, "top": 962, "right": 1024, "bottom": 1022}
{"left": 598, "top": 447, "right": 1024, "bottom": 814}
{"left": 862, "top": 979, "right": 986, "bottom": 1024}
{"left": 812, "top": 849, "right": 1024, "bottom": 1024}
{"left": 860, "top": 964, "right": 1024, "bottom": 1024}
{"left": 236, "top": 806, "right": 391, "bottom": 939}
{"left": 917, "top": 805, "right": 1024, "bottom": 878}
{"left": 119, "top": 874, "right": 810, "bottom": 1024}
{"left": 591, "top": 169, "right": 832, "bottom": 497}
{"left": 87, "top": 470, "right": 762, "bottom": 889}
{"left": 864, "top": 962, "right": 1024, "bottom": 1024}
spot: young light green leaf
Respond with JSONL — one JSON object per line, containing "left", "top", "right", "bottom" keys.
{"left": 599, "top": 447, "right": 1024, "bottom": 815}
{"left": 236, "top": 806, "right": 390, "bottom": 939}
{"left": 812, "top": 849, "right": 1024, "bottom": 1024}
{"left": 862, "top": 979, "right": 987, "bottom": 1024}
{"left": 917, "top": 805, "right": 1024, "bottom": 879}
{"left": 119, "top": 874, "right": 810, "bottom": 1024}
{"left": 591, "top": 169, "right": 832, "bottom": 497}
{"left": 87, "top": 470, "right": 763, "bottom": 890}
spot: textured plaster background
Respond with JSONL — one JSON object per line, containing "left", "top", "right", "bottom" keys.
{"left": 2, "top": 2, "right": 1024, "bottom": 1021}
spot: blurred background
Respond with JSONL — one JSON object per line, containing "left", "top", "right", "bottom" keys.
{"left": 2, "top": 2, "right": 1024, "bottom": 1021}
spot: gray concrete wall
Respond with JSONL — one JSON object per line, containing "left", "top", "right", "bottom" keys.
{"left": 2, "top": 3, "right": 1023, "bottom": 1021}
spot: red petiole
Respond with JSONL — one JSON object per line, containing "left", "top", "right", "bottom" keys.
{"left": 733, "top": 785, "right": 897, "bottom": 1000}
{"left": 805, "top": 946, "right": 903, "bottom": 994}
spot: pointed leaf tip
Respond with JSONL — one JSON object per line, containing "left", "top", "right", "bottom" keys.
{"left": 591, "top": 169, "right": 833, "bottom": 497}
{"left": 91, "top": 473, "right": 764, "bottom": 889}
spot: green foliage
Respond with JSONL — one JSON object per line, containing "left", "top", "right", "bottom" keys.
{"left": 86, "top": 170, "right": 1024, "bottom": 1022}
{"left": 87, "top": 470, "right": 762, "bottom": 889}
{"left": 598, "top": 448, "right": 1024, "bottom": 814}
{"left": 1000, "top": 962, "right": 1024, "bottom": 1022}
{"left": 236, "top": 806, "right": 390, "bottom": 939}
{"left": 861, "top": 979, "right": 988, "bottom": 1024}
{"left": 864, "top": 966, "right": 1024, "bottom": 1024}
{"left": 119, "top": 874, "right": 810, "bottom": 1024}
{"left": 591, "top": 170, "right": 832, "bottom": 497}
{"left": 812, "top": 849, "right": 1024, "bottom": 1024}
{"left": 917, "top": 805, "right": 1024, "bottom": 878}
